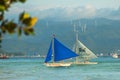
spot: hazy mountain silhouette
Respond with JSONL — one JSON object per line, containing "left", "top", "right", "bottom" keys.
{"left": 2, "top": 18, "right": 120, "bottom": 55}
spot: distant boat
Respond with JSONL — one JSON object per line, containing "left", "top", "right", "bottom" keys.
{"left": 44, "top": 35, "right": 78, "bottom": 67}
{"left": 111, "top": 52, "right": 120, "bottom": 58}
{"left": 72, "top": 31, "right": 98, "bottom": 64}
{"left": 112, "top": 53, "right": 118, "bottom": 58}
{"left": 0, "top": 54, "right": 9, "bottom": 59}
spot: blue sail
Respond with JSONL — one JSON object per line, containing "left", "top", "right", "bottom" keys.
{"left": 44, "top": 41, "right": 52, "bottom": 63}
{"left": 54, "top": 38, "right": 78, "bottom": 62}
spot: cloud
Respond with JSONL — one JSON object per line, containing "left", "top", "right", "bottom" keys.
{"left": 75, "top": 5, "right": 96, "bottom": 19}
{"left": 35, "top": 5, "right": 96, "bottom": 20}
{"left": 7, "top": 5, "right": 120, "bottom": 21}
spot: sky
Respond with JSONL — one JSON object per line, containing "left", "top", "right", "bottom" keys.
{"left": 7, "top": 0, "right": 120, "bottom": 20}
{"left": 20, "top": 0, "right": 120, "bottom": 9}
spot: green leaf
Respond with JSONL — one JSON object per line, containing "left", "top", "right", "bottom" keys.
{"left": 19, "top": 0, "right": 26, "bottom": 3}
{"left": 1, "top": 26, "right": 6, "bottom": 33}
{"left": 0, "top": 14, "right": 4, "bottom": 21}
{"left": 5, "top": 21, "right": 17, "bottom": 34}
{"left": 23, "top": 28, "right": 35, "bottom": 36}
{"left": 19, "top": 12, "right": 30, "bottom": 22}
{"left": 22, "top": 17, "right": 38, "bottom": 27}
{"left": 0, "top": 5, "right": 5, "bottom": 11}
{"left": 22, "top": 17, "right": 31, "bottom": 26}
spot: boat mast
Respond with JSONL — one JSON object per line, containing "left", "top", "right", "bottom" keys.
{"left": 52, "top": 35, "right": 55, "bottom": 63}
{"left": 74, "top": 24, "right": 79, "bottom": 63}
{"left": 75, "top": 31, "right": 79, "bottom": 63}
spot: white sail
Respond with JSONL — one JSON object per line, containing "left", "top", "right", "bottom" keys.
{"left": 73, "top": 39, "right": 97, "bottom": 62}
{"left": 72, "top": 23, "right": 97, "bottom": 64}
{"left": 73, "top": 30, "right": 97, "bottom": 63}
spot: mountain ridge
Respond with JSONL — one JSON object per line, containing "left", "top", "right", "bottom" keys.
{"left": 1, "top": 18, "right": 120, "bottom": 55}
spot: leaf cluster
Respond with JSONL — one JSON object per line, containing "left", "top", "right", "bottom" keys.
{"left": 0, "top": 0, "right": 38, "bottom": 45}
{"left": 0, "top": 0, "right": 26, "bottom": 12}
{"left": 18, "top": 12, "right": 38, "bottom": 36}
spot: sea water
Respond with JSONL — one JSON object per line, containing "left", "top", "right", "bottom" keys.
{"left": 0, "top": 57, "right": 120, "bottom": 80}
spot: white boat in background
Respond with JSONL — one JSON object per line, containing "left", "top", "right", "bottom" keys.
{"left": 111, "top": 50, "right": 120, "bottom": 58}
{"left": 44, "top": 35, "right": 78, "bottom": 67}
{"left": 72, "top": 31, "right": 98, "bottom": 65}
{"left": 111, "top": 53, "right": 120, "bottom": 58}
{"left": 0, "top": 54, "right": 9, "bottom": 59}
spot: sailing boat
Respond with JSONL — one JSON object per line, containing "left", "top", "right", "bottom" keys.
{"left": 73, "top": 31, "right": 98, "bottom": 64}
{"left": 44, "top": 35, "right": 78, "bottom": 67}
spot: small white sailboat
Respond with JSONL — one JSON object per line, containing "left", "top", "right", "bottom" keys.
{"left": 72, "top": 31, "right": 98, "bottom": 64}
{"left": 44, "top": 35, "right": 78, "bottom": 67}
{"left": 111, "top": 50, "right": 120, "bottom": 58}
{"left": 112, "top": 53, "right": 118, "bottom": 58}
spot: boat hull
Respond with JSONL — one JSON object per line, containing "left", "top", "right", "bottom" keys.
{"left": 45, "top": 63, "right": 71, "bottom": 67}
{"left": 0, "top": 56, "right": 8, "bottom": 59}
{"left": 72, "top": 61, "right": 98, "bottom": 65}
{"left": 112, "top": 54, "right": 120, "bottom": 58}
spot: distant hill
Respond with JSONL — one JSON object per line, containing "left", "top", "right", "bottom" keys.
{"left": 1, "top": 18, "right": 120, "bottom": 55}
